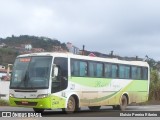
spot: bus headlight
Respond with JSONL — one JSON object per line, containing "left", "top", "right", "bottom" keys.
{"left": 9, "top": 93, "right": 14, "bottom": 97}
{"left": 37, "top": 94, "right": 48, "bottom": 98}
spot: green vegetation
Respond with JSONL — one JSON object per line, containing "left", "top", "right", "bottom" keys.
{"left": 0, "top": 99, "right": 9, "bottom": 106}
{"left": 145, "top": 57, "right": 160, "bottom": 101}
{"left": 149, "top": 70, "right": 160, "bottom": 100}
{"left": 0, "top": 48, "right": 18, "bottom": 66}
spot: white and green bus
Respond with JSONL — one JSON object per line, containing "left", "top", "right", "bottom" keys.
{"left": 9, "top": 52, "right": 150, "bottom": 113}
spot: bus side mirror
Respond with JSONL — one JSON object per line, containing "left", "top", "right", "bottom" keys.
{"left": 53, "top": 65, "right": 58, "bottom": 77}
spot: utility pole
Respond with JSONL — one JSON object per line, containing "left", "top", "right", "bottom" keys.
{"left": 82, "top": 45, "right": 85, "bottom": 55}
{"left": 110, "top": 51, "right": 114, "bottom": 57}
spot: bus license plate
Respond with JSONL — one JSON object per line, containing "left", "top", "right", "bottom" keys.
{"left": 21, "top": 101, "right": 28, "bottom": 104}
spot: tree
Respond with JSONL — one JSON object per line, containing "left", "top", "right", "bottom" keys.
{"left": 145, "top": 55, "right": 157, "bottom": 70}
{"left": 149, "top": 69, "right": 160, "bottom": 100}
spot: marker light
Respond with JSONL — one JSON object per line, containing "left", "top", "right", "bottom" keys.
{"left": 9, "top": 93, "right": 14, "bottom": 97}
{"left": 37, "top": 94, "right": 48, "bottom": 98}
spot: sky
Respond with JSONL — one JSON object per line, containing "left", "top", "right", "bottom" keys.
{"left": 0, "top": 0, "right": 160, "bottom": 60}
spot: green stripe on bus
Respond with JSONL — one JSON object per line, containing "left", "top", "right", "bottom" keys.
{"left": 125, "top": 80, "right": 148, "bottom": 91}
{"left": 70, "top": 77, "right": 112, "bottom": 88}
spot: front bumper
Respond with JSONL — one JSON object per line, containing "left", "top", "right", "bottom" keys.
{"left": 9, "top": 96, "right": 51, "bottom": 109}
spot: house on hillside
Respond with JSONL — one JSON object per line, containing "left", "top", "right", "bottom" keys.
{"left": 0, "top": 43, "right": 6, "bottom": 48}
{"left": 66, "top": 42, "right": 79, "bottom": 54}
{"left": 20, "top": 44, "right": 32, "bottom": 50}
{"left": 16, "top": 44, "right": 45, "bottom": 54}
{"left": 25, "top": 44, "right": 32, "bottom": 50}
{"left": 52, "top": 45, "right": 68, "bottom": 52}
{"left": 32, "top": 48, "right": 45, "bottom": 53}
{"left": 53, "top": 46, "right": 64, "bottom": 52}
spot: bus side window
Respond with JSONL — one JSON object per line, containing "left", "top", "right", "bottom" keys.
{"left": 71, "top": 59, "right": 88, "bottom": 77}
{"left": 137, "top": 67, "right": 142, "bottom": 80}
{"left": 142, "top": 67, "right": 148, "bottom": 80}
{"left": 131, "top": 66, "right": 142, "bottom": 80}
{"left": 119, "top": 65, "right": 130, "bottom": 79}
{"left": 105, "top": 64, "right": 112, "bottom": 78}
{"left": 96, "top": 63, "right": 103, "bottom": 77}
{"left": 112, "top": 64, "right": 118, "bottom": 78}
{"left": 89, "top": 62, "right": 96, "bottom": 77}
{"left": 131, "top": 66, "right": 137, "bottom": 79}
{"left": 79, "top": 61, "right": 87, "bottom": 77}
{"left": 72, "top": 60, "right": 79, "bottom": 76}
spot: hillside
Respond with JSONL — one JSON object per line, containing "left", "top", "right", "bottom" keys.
{"left": 0, "top": 48, "right": 18, "bottom": 65}
{"left": 0, "top": 35, "right": 68, "bottom": 51}
{"left": 0, "top": 35, "right": 68, "bottom": 66}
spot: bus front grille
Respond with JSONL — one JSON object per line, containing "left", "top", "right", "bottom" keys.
{"left": 15, "top": 101, "right": 37, "bottom": 106}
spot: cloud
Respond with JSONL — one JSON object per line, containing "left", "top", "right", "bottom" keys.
{"left": 0, "top": 0, "right": 160, "bottom": 60}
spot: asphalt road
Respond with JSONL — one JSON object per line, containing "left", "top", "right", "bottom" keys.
{"left": 1, "top": 105, "right": 160, "bottom": 117}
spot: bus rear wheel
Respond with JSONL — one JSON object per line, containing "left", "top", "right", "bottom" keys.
{"left": 88, "top": 106, "right": 101, "bottom": 111}
{"left": 62, "top": 96, "right": 76, "bottom": 114}
{"left": 118, "top": 95, "right": 128, "bottom": 111}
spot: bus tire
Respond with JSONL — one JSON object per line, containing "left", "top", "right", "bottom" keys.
{"left": 62, "top": 96, "right": 76, "bottom": 114}
{"left": 33, "top": 108, "right": 44, "bottom": 113}
{"left": 88, "top": 106, "right": 101, "bottom": 111}
{"left": 118, "top": 95, "right": 128, "bottom": 111}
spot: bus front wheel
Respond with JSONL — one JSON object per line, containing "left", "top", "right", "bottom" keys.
{"left": 62, "top": 96, "right": 76, "bottom": 114}
{"left": 33, "top": 108, "right": 44, "bottom": 113}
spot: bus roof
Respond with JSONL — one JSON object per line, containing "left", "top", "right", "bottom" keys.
{"left": 17, "top": 52, "right": 149, "bottom": 67}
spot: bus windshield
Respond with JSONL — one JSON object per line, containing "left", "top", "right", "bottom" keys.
{"left": 10, "top": 56, "right": 52, "bottom": 89}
